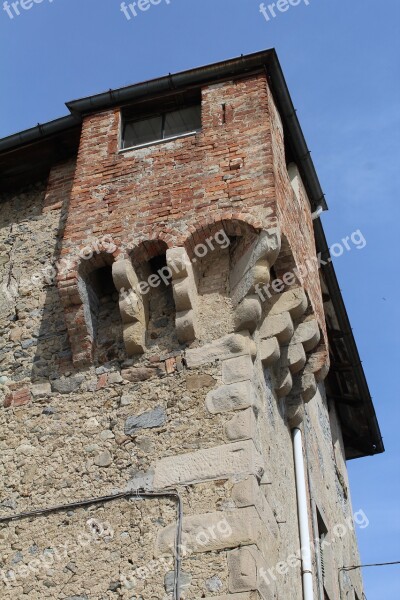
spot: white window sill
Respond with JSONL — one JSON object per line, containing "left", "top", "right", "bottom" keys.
{"left": 119, "top": 130, "right": 201, "bottom": 153}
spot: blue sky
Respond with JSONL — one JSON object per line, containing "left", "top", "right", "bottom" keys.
{"left": 1, "top": 0, "right": 399, "bottom": 596}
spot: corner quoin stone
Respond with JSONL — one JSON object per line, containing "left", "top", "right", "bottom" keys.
{"left": 205, "top": 381, "right": 260, "bottom": 414}
{"left": 153, "top": 440, "right": 265, "bottom": 488}
{"left": 156, "top": 506, "right": 261, "bottom": 556}
{"left": 222, "top": 354, "right": 255, "bottom": 385}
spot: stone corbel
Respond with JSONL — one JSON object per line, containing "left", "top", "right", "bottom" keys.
{"left": 232, "top": 228, "right": 281, "bottom": 333}
{"left": 166, "top": 247, "right": 198, "bottom": 343}
{"left": 112, "top": 259, "right": 147, "bottom": 355}
{"left": 259, "top": 287, "right": 308, "bottom": 396}
{"left": 230, "top": 228, "right": 281, "bottom": 307}
{"left": 285, "top": 344, "right": 329, "bottom": 427}
{"left": 259, "top": 288, "right": 328, "bottom": 408}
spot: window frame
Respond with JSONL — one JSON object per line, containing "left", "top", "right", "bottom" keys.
{"left": 120, "top": 102, "right": 202, "bottom": 152}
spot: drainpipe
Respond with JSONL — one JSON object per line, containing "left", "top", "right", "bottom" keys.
{"left": 293, "top": 427, "right": 315, "bottom": 600}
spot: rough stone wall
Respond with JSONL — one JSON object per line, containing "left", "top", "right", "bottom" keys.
{"left": 0, "top": 72, "right": 364, "bottom": 600}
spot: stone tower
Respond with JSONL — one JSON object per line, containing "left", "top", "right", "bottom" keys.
{"left": 0, "top": 50, "right": 383, "bottom": 600}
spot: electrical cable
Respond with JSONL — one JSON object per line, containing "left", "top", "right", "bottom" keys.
{"left": 340, "top": 561, "right": 400, "bottom": 571}
{"left": 338, "top": 561, "right": 400, "bottom": 599}
{"left": 0, "top": 488, "right": 183, "bottom": 600}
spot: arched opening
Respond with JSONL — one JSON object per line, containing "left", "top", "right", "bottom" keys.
{"left": 184, "top": 219, "right": 260, "bottom": 342}
{"left": 131, "top": 241, "right": 179, "bottom": 353}
{"left": 79, "top": 254, "right": 124, "bottom": 364}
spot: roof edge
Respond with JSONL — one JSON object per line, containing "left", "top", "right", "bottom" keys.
{"left": 314, "top": 218, "right": 384, "bottom": 457}
{"left": 0, "top": 114, "right": 81, "bottom": 155}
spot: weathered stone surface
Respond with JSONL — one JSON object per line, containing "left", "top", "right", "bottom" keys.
{"left": 31, "top": 382, "right": 52, "bottom": 398}
{"left": 121, "top": 366, "right": 155, "bottom": 382}
{"left": 286, "top": 395, "right": 305, "bottom": 428}
{"left": 51, "top": 374, "right": 84, "bottom": 394}
{"left": 280, "top": 343, "right": 306, "bottom": 374}
{"left": 4, "top": 387, "right": 31, "bottom": 408}
{"left": 166, "top": 247, "right": 199, "bottom": 343}
{"left": 222, "top": 355, "right": 254, "bottom": 385}
{"left": 230, "top": 228, "right": 281, "bottom": 306}
{"left": 112, "top": 259, "right": 139, "bottom": 292}
{"left": 259, "top": 337, "right": 280, "bottom": 366}
{"left": 176, "top": 309, "right": 196, "bottom": 343}
{"left": 232, "top": 475, "right": 279, "bottom": 538}
{"left": 292, "top": 371, "right": 317, "bottom": 403}
{"left": 228, "top": 546, "right": 257, "bottom": 593}
{"left": 275, "top": 367, "right": 293, "bottom": 398}
{"left": 225, "top": 408, "right": 258, "bottom": 442}
{"left": 166, "top": 247, "right": 190, "bottom": 280}
{"left": 164, "top": 570, "right": 192, "bottom": 595}
{"left": 206, "top": 381, "right": 259, "bottom": 414}
{"left": 120, "top": 393, "right": 133, "bottom": 406}
{"left": 206, "top": 575, "right": 223, "bottom": 593}
{"left": 185, "top": 332, "right": 253, "bottom": 367}
{"left": 124, "top": 406, "right": 167, "bottom": 436}
{"left": 94, "top": 450, "right": 113, "bottom": 467}
{"left": 260, "top": 312, "right": 294, "bottom": 344}
{"left": 122, "top": 322, "right": 146, "bottom": 355}
{"left": 234, "top": 296, "right": 262, "bottom": 333}
{"left": 107, "top": 371, "right": 123, "bottom": 384}
{"left": 304, "top": 346, "right": 330, "bottom": 381}
{"left": 156, "top": 507, "right": 261, "bottom": 555}
{"left": 292, "top": 319, "right": 320, "bottom": 352}
{"left": 186, "top": 373, "right": 216, "bottom": 391}
{"left": 153, "top": 440, "right": 264, "bottom": 488}
{"left": 228, "top": 545, "right": 276, "bottom": 598}
{"left": 172, "top": 277, "right": 192, "bottom": 312}
{"left": 127, "top": 470, "right": 154, "bottom": 491}
{"left": 269, "top": 287, "right": 308, "bottom": 319}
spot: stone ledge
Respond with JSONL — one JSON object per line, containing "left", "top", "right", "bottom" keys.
{"left": 153, "top": 440, "right": 265, "bottom": 489}
{"left": 185, "top": 332, "right": 254, "bottom": 368}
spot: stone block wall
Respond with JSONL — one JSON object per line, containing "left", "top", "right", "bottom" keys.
{"left": 0, "top": 70, "right": 363, "bottom": 599}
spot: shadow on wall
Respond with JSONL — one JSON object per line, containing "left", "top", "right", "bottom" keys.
{"left": 0, "top": 175, "right": 73, "bottom": 384}
{"left": 131, "top": 241, "right": 179, "bottom": 354}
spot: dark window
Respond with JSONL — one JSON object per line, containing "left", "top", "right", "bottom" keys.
{"left": 122, "top": 104, "right": 201, "bottom": 149}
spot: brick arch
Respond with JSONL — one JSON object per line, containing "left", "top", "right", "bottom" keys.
{"left": 181, "top": 213, "right": 263, "bottom": 258}
{"left": 128, "top": 239, "right": 169, "bottom": 267}
{"left": 58, "top": 240, "right": 121, "bottom": 283}
{"left": 78, "top": 250, "right": 115, "bottom": 279}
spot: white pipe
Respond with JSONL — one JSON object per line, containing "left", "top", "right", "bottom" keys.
{"left": 311, "top": 205, "right": 324, "bottom": 221}
{"left": 293, "top": 427, "right": 315, "bottom": 600}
